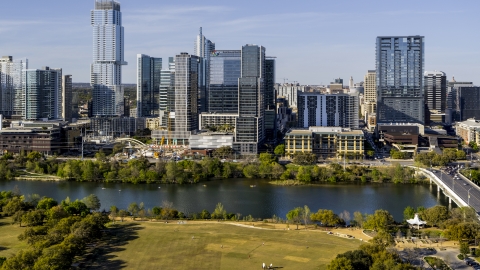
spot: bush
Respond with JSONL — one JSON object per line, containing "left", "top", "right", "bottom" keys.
{"left": 457, "top": 254, "right": 464, "bottom": 260}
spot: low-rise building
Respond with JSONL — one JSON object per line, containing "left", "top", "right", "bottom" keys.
{"left": 456, "top": 119, "right": 480, "bottom": 145}
{"left": 189, "top": 132, "right": 234, "bottom": 150}
{"left": 0, "top": 126, "right": 62, "bottom": 155}
{"left": 285, "top": 127, "right": 365, "bottom": 159}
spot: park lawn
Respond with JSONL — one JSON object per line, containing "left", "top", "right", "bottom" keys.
{"left": 0, "top": 216, "right": 27, "bottom": 258}
{"left": 90, "top": 221, "right": 361, "bottom": 270}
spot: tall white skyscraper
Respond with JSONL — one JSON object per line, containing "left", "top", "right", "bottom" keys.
{"left": 193, "top": 27, "right": 215, "bottom": 113}
{"left": 90, "top": 0, "right": 127, "bottom": 117}
{"left": 0, "top": 56, "right": 28, "bottom": 118}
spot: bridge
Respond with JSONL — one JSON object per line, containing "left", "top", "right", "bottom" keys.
{"left": 412, "top": 166, "right": 480, "bottom": 213}
{"left": 114, "top": 138, "right": 147, "bottom": 149}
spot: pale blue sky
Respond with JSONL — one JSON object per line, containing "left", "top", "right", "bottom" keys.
{"left": 2, "top": 0, "right": 479, "bottom": 84}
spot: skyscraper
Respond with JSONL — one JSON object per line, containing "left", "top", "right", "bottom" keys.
{"left": 376, "top": 36, "right": 424, "bottom": 124}
{"left": 23, "top": 67, "right": 62, "bottom": 120}
{"left": 62, "top": 75, "right": 73, "bottom": 122}
{"left": 173, "top": 53, "right": 200, "bottom": 143}
{"left": 235, "top": 45, "right": 265, "bottom": 154}
{"left": 193, "top": 27, "right": 215, "bottom": 113}
{"left": 364, "top": 70, "right": 376, "bottom": 114}
{"left": 264, "top": 57, "right": 276, "bottom": 142}
{"left": 91, "top": 0, "right": 127, "bottom": 117}
{"left": 136, "top": 54, "right": 162, "bottom": 117}
{"left": 424, "top": 71, "right": 446, "bottom": 113}
{"left": 0, "top": 56, "right": 28, "bottom": 118}
{"left": 208, "top": 50, "right": 241, "bottom": 113}
{"left": 159, "top": 57, "right": 175, "bottom": 127}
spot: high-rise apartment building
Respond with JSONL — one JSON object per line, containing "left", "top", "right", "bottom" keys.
{"left": 235, "top": 45, "right": 265, "bottom": 154}
{"left": 364, "top": 70, "right": 376, "bottom": 114}
{"left": 208, "top": 50, "right": 241, "bottom": 113}
{"left": 264, "top": 57, "right": 276, "bottom": 142}
{"left": 297, "top": 92, "right": 359, "bottom": 129}
{"left": 194, "top": 27, "right": 215, "bottom": 113}
{"left": 455, "top": 87, "right": 480, "bottom": 121}
{"left": 173, "top": 53, "right": 200, "bottom": 143}
{"left": 23, "top": 67, "right": 62, "bottom": 120}
{"left": 424, "top": 71, "right": 446, "bottom": 114}
{"left": 91, "top": 0, "right": 127, "bottom": 117}
{"left": 136, "top": 54, "right": 162, "bottom": 117}
{"left": 159, "top": 57, "right": 175, "bottom": 127}
{"left": 0, "top": 56, "right": 28, "bottom": 118}
{"left": 376, "top": 36, "right": 424, "bottom": 124}
{"left": 62, "top": 75, "right": 73, "bottom": 122}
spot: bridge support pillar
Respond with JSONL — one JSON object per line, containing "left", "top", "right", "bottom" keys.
{"left": 437, "top": 185, "right": 440, "bottom": 192}
{"left": 449, "top": 197, "right": 452, "bottom": 204}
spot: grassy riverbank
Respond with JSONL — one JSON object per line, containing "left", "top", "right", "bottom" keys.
{"left": 0, "top": 216, "right": 27, "bottom": 259}
{"left": 82, "top": 221, "right": 360, "bottom": 269}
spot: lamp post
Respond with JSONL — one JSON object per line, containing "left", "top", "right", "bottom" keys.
{"left": 468, "top": 187, "right": 473, "bottom": 206}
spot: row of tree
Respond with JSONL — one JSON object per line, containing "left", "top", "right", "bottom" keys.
{"left": 414, "top": 148, "right": 466, "bottom": 166}
{"left": 6, "top": 150, "right": 424, "bottom": 184}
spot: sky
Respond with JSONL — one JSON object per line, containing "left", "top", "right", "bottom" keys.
{"left": 1, "top": 0, "right": 480, "bottom": 85}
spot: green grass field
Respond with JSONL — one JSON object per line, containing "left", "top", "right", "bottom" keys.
{"left": 0, "top": 216, "right": 27, "bottom": 259}
{"left": 85, "top": 221, "right": 361, "bottom": 270}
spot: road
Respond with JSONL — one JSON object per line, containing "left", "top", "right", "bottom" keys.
{"left": 429, "top": 169, "right": 480, "bottom": 213}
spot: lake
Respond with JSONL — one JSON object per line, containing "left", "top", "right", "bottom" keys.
{"left": 0, "top": 179, "right": 451, "bottom": 221}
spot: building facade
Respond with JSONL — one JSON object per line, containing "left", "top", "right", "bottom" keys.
{"left": 364, "top": 70, "right": 376, "bottom": 114}
{"left": 91, "top": 0, "right": 127, "bottom": 117}
{"left": 456, "top": 119, "right": 480, "bottom": 145}
{"left": 424, "top": 71, "right": 446, "bottom": 113}
{"left": 159, "top": 57, "right": 175, "bottom": 127}
{"left": 208, "top": 50, "right": 241, "bottom": 113}
{"left": 376, "top": 36, "right": 425, "bottom": 124}
{"left": 234, "top": 45, "right": 265, "bottom": 154}
{"left": 0, "top": 56, "right": 28, "bottom": 118}
{"left": 62, "top": 75, "right": 73, "bottom": 122}
{"left": 194, "top": 27, "right": 215, "bottom": 113}
{"left": 23, "top": 67, "right": 62, "bottom": 120}
{"left": 136, "top": 54, "right": 162, "bottom": 117}
{"left": 285, "top": 127, "right": 365, "bottom": 159}
{"left": 297, "top": 92, "right": 359, "bottom": 129}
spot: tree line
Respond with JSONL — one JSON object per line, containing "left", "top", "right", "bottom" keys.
{"left": 1, "top": 151, "right": 424, "bottom": 185}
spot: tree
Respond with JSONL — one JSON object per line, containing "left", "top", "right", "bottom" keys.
{"left": 21, "top": 210, "right": 45, "bottom": 227}
{"left": 403, "top": 206, "right": 415, "bottom": 221}
{"left": 12, "top": 210, "right": 26, "bottom": 227}
{"left": 420, "top": 205, "right": 448, "bottom": 227}
{"left": 339, "top": 210, "right": 351, "bottom": 225}
{"left": 369, "top": 231, "right": 395, "bottom": 247}
{"left": 259, "top": 153, "right": 277, "bottom": 165}
{"left": 286, "top": 207, "right": 303, "bottom": 230}
{"left": 128, "top": 203, "right": 139, "bottom": 220}
{"left": 460, "top": 241, "right": 470, "bottom": 257}
{"left": 2, "top": 197, "right": 25, "bottom": 216}
{"left": 301, "top": 205, "right": 311, "bottom": 229}
{"left": 212, "top": 203, "right": 227, "bottom": 220}
{"left": 152, "top": 207, "right": 162, "bottom": 218}
{"left": 363, "top": 210, "right": 394, "bottom": 232}
{"left": 27, "top": 151, "right": 42, "bottom": 162}
{"left": 110, "top": 205, "right": 118, "bottom": 223}
{"left": 336, "top": 250, "right": 372, "bottom": 270}
{"left": 327, "top": 257, "right": 354, "bottom": 270}
{"left": 274, "top": 144, "right": 285, "bottom": 156}
{"left": 311, "top": 209, "right": 341, "bottom": 227}
{"left": 64, "top": 200, "right": 89, "bottom": 217}
{"left": 212, "top": 146, "right": 233, "bottom": 159}
{"left": 292, "top": 152, "right": 317, "bottom": 165}
{"left": 118, "top": 210, "right": 128, "bottom": 222}
{"left": 352, "top": 212, "right": 366, "bottom": 228}
{"left": 37, "top": 197, "right": 58, "bottom": 211}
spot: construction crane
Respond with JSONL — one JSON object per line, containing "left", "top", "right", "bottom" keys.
{"left": 281, "top": 78, "right": 288, "bottom": 84}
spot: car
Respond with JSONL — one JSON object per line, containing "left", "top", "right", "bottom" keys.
{"left": 464, "top": 183, "right": 468, "bottom": 186}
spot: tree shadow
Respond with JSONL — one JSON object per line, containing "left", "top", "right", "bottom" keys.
{"left": 77, "top": 223, "right": 142, "bottom": 269}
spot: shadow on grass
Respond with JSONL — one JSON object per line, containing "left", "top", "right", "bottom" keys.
{"left": 78, "top": 222, "right": 142, "bottom": 269}
{"left": 0, "top": 246, "right": 7, "bottom": 252}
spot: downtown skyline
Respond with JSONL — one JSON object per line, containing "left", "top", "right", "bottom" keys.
{"left": 1, "top": 0, "right": 479, "bottom": 84}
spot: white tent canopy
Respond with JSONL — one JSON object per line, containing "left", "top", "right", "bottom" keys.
{"left": 407, "top": 214, "right": 427, "bottom": 229}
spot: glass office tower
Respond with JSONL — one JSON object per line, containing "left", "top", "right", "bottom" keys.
{"left": 376, "top": 36, "right": 424, "bottom": 124}
{"left": 208, "top": 50, "right": 241, "bottom": 113}
{"left": 235, "top": 45, "right": 265, "bottom": 154}
{"left": 91, "top": 0, "right": 127, "bottom": 117}
{"left": 136, "top": 54, "right": 162, "bottom": 117}
{"left": 193, "top": 27, "right": 215, "bottom": 113}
